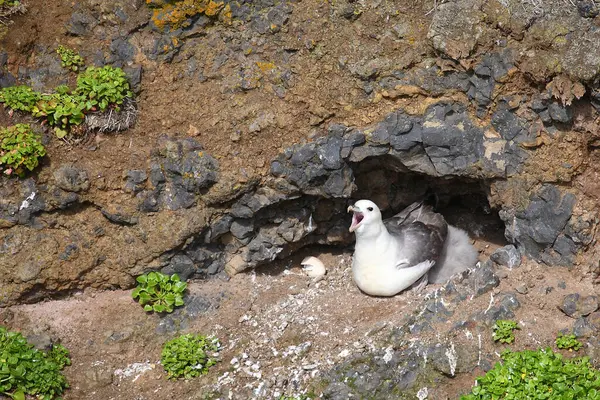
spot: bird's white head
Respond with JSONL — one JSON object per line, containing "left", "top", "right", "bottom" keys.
{"left": 348, "top": 199, "right": 383, "bottom": 235}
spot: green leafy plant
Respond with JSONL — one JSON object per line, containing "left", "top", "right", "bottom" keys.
{"left": 0, "top": 326, "right": 71, "bottom": 400}
{"left": 556, "top": 333, "right": 583, "bottom": 351}
{"left": 0, "top": 65, "right": 133, "bottom": 138}
{"left": 32, "top": 93, "right": 86, "bottom": 138}
{"left": 161, "top": 334, "right": 220, "bottom": 380}
{"left": 0, "top": 85, "right": 40, "bottom": 112}
{"left": 132, "top": 271, "right": 187, "bottom": 313}
{"left": 76, "top": 66, "right": 132, "bottom": 112}
{"left": 0, "top": 124, "right": 46, "bottom": 177}
{"left": 461, "top": 348, "right": 600, "bottom": 399}
{"left": 0, "top": 0, "right": 21, "bottom": 7}
{"left": 492, "top": 320, "right": 520, "bottom": 344}
{"left": 56, "top": 45, "right": 84, "bottom": 71}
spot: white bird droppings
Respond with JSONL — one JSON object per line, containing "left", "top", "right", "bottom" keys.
{"left": 19, "top": 192, "right": 36, "bottom": 210}
{"left": 114, "top": 361, "right": 154, "bottom": 382}
{"left": 445, "top": 342, "right": 457, "bottom": 377}
{"left": 383, "top": 346, "right": 394, "bottom": 363}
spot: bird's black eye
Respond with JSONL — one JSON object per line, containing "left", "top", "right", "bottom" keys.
{"left": 367, "top": 207, "right": 373, "bottom": 211}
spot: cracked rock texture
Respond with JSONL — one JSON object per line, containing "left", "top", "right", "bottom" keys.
{"left": 2, "top": 0, "right": 600, "bottom": 397}
{"left": 1, "top": 0, "right": 599, "bottom": 314}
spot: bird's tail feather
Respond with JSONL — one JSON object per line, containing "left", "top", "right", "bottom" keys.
{"left": 428, "top": 225, "right": 479, "bottom": 284}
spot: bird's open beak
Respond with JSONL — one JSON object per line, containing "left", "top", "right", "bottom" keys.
{"left": 348, "top": 205, "right": 364, "bottom": 233}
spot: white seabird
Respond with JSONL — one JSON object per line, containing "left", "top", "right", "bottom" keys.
{"left": 348, "top": 199, "right": 478, "bottom": 297}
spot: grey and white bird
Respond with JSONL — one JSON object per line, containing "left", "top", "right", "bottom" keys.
{"left": 348, "top": 199, "right": 478, "bottom": 297}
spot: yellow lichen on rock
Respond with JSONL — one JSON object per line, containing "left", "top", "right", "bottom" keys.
{"left": 204, "top": 0, "right": 222, "bottom": 16}
{"left": 256, "top": 61, "right": 276, "bottom": 73}
{"left": 150, "top": 0, "right": 225, "bottom": 32}
{"left": 220, "top": 3, "right": 232, "bottom": 24}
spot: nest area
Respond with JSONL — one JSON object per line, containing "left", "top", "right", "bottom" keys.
{"left": 84, "top": 97, "right": 138, "bottom": 133}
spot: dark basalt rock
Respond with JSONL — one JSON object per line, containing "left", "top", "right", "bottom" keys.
{"left": 101, "top": 204, "right": 139, "bottom": 225}
{"left": 490, "top": 245, "right": 522, "bottom": 269}
{"left": 122, "top": 64, "right": 143, "bottom": 95}
{"left": 0, "top": 61, "right": 16, "bottom": 88}
{"left": 501, "top": 184, "right": 577, "bottom": 264}
{"left": 107, "top": 37, "right": 136, "bottom": 67}
{"left": 124, "top": 170, "right": 147, "bottom": 194}
{"left": 184, "top": 244, "right": 226, "bottom": 277}
{"left": 66, "top": 9, "right": 99, "bottom": 36}
{"left": 560, "top": 293, "right": 599, "bottom": 319}
{"left": 206, "top": 214, "right": 234, "bottom": 242}
{"left": 476, "top": 293, "right": 521, "bottom": 326}
{"left": 155, "top": 294, "right": 220, "bottom": 335}
{"left": 271, "top": 102, "right": 512, "bottom": 205}
{"left": 161, "top": 254, "right": 196, "bottom": 281}
{"left": 548, "top": 101, "right": 573, "bottom": 124}
{"left": 463, "top": 261, "right": 500, "bottom": 297}
{"left": 53, "top": 165, "right": 90, "bottom": 193}
{"left": 141, "top": 137, "right": 219, "bottom": 211}
{"left": 468, "top": 74, "right": 494, "bottom": 108}
{"left": 491, "top": 108, "right": 527, "bottom": 141}
{"left": 230, "top": 219, "right": 255, "bottom": 240}
{"left": 230, "top": 187, "right": 298, "bottom": 218}
{"left": 420, "top": 103, "right": 484, "bottom": 176}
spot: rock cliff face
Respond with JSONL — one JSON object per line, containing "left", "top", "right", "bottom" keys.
{"left": 1, "top": 100, "right": 596, "bottom": 306}
{"left": 2, "top": 0, "right": 600, "bottom": 397}
{"left": 1, "top": 0, "right": 599, "bottom": 308}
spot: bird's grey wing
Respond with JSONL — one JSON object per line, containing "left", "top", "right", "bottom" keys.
{"left": 386, "top": 202, "right": 448, "bottom": 239}
{"left": 385, "top": 202, "right": 448, "bottom": 236}
{"left": 387, "top": 201, "right": 424, "bottom": 225}
{"left": 384, "top": 221, "right": 447, "bottom": 269}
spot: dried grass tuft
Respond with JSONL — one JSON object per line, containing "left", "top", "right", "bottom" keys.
{"left": 84, "top": 97, "right": 138, "bottom": 133}
{"left": 0, "top": 1, "right": 27, "bottom": 25}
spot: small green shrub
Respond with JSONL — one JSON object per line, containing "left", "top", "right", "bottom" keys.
{"left": 32, "top": 93, "right": 86, "bottom": 138}
{"left": 56, "top": 45, "right": 84, "bottom": 71}
{"left": 132, "top": 271, "right": 187, "bottom": 313}
{"left": 492, "top": 320, "right": 520, "bottom": 344}
{"left": 0, "top": 65, "right": 133, "bottom": 138}
{"left": 556, "top": 333, "right": 583, "bottom": 351}
{"left": 0, "top": 326, "right": 71, "bottom": 400}
{"left": 0, "top": 124, "right": 46, "bottom": 177}
{"left": 76, "top": 66, "right": 132, "bottom": 112}
{"left": 161, "top": 334, "right": 220, "bottom": 380}
{"left": 461, "top": 348, "right": 600, "bottom": 399}
{"left": 0, "top": 0, "right": 21, "bottom": 7}
{"left": 0, "top": 85, "right": 40, "bottom": 112}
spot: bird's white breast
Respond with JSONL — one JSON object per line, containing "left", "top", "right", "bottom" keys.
{"left": 352, "top": 229, "right": 430, "bottom": 296}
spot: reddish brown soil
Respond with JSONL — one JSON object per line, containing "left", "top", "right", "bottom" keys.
{"left": 1, "top": 0, "right": 434, "bottom": 181}
{"left": 5, "top": 250, "right": 598, "bottom": 399}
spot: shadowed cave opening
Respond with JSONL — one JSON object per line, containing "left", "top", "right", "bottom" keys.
{"left": 350, "top": 156, "right": 507, "bottom": 252}
{"left": 257, "top": 155, "right": 508, "bottom": 276}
